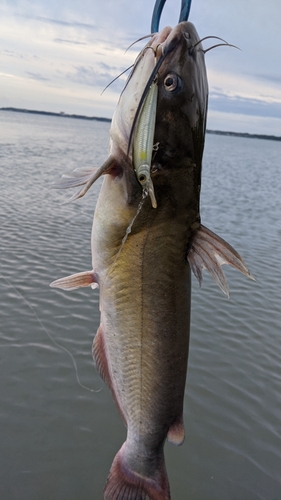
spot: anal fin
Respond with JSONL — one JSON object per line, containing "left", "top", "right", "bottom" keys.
{"left": 93, "top": 325, "right": 127, "bottom": 424}
{"left": 187, "top": 224, "right": 254, "bottom": 297}
{"left": 92, "top": 324, "right": 112, "bottom": 387}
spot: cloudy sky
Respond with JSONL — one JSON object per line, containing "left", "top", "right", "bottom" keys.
{"left": 1, "top": 0, "right": 281, "bottom": 134}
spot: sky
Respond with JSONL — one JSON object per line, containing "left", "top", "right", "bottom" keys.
{"left": 1, "top": 0, "right": 281, "bottom": 135}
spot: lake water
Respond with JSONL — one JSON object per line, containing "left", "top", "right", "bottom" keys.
{"left": 0, "top": 110, "right": 280, "bottom": 500}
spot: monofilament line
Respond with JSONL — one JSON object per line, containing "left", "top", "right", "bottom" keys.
{"left": 1, "top": 274, "right": 101, "bottom": 394}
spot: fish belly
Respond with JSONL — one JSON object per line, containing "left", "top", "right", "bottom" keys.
{"left": 96, "top": 221, "right": 191, "bottom": 463}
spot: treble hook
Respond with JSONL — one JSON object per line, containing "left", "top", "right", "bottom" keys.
{"left": 151, "top": 0, "right": 192, "bottom": 33}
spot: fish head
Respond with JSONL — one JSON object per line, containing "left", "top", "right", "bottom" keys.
{"left": 106, "top": 22, "right": 208, "bottom": 222}
{"left": 152, "top": 21, "right": 208, "bottom": 173}
{"left": 139, "top": 22, "right": 208, "bottom": 218}
{"left": 111, "top": 21, "right": 208, "bottom": 179}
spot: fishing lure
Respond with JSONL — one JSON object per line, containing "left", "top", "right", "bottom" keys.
{"left": 133, "top": 76, "right": 158, "bottom": 208}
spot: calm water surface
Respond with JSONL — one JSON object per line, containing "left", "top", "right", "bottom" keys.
{"left": 0, "top": 110, "right": 280, "bottom": 500}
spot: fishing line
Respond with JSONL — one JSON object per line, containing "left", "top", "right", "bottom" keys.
{"left": 0, "top": 273, "right": 101, "bottom": 394}
{"left": 110, "top": 193, "right": 147, "bottom": 271}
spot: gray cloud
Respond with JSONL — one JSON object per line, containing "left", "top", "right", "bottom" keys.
{"left": 256, "top": 74, "right": 281, "bottom": 85}
{"left": 2, "top": 49, "right": 26, "bottom": 60}
{"left": 65, "top": 64, "right": 128, "bottom": 92}
{"left": 21, "top": 14, "right": 97, "bottom": 31}
{"left": 3, "top": 49, "right": 15, "bottom": 57}
{"left": 54, "top": 38, "right": 87, "bottom": 45}
{"left": 26, "top": 72, "right": 50, "bottom": 82}
{"left": 209, "top": 91, "right": 281, "bottom": 119}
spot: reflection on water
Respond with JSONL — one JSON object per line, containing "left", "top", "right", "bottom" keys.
{"left": 0, "top": 111, "right": 281, "bottom": 499}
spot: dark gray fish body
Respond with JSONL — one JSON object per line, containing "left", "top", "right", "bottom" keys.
{"left": 51, "top": 21, "right": 253, "bottom": 500}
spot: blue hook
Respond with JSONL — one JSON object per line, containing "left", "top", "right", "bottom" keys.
{"left": 151, "top": 0, "right": 192, "bottom": 33}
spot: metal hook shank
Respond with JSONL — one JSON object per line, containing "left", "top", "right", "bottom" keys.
{"left": 179, "top": 0, "right": 192, "bottom": 23}
{"left": 151, "top": 0, "right": 192, "bottom": 33}
{"left": 151, "top": 0, "right": 166, "bottom": 33}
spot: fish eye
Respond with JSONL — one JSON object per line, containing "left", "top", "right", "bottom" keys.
{"left": 163, "top": 73, "right": 181, "bottom": 93}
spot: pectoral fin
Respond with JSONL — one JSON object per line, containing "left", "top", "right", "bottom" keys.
{"left": 187, "top": 225, "right": 254, "bottom": 297}
{"left": 51, "top": 155, "right": 116, "bottom": 202}
{"left": 51, "top": 168, "right": 99, "bottom": 190}
{"left": 50, "top": 270, "right": 98, "bottom": 291}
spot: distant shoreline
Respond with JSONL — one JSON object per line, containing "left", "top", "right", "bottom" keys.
{"left": 1, "top": 107, "right": 281, "bottom": 142}
{"left": 0, "top": 107, "right": 111, "bottom": 123}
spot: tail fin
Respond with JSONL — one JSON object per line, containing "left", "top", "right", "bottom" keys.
{"left": 104, "top": 444, "right": 170, "bottom": 500}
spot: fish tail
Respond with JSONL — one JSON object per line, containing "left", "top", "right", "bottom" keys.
{"left": 104, "top": 443, "right": 170, "bottom": 500}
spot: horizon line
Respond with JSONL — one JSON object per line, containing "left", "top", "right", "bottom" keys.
{"left": 1, "top": 107, "right": 281, "bottom": 142}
